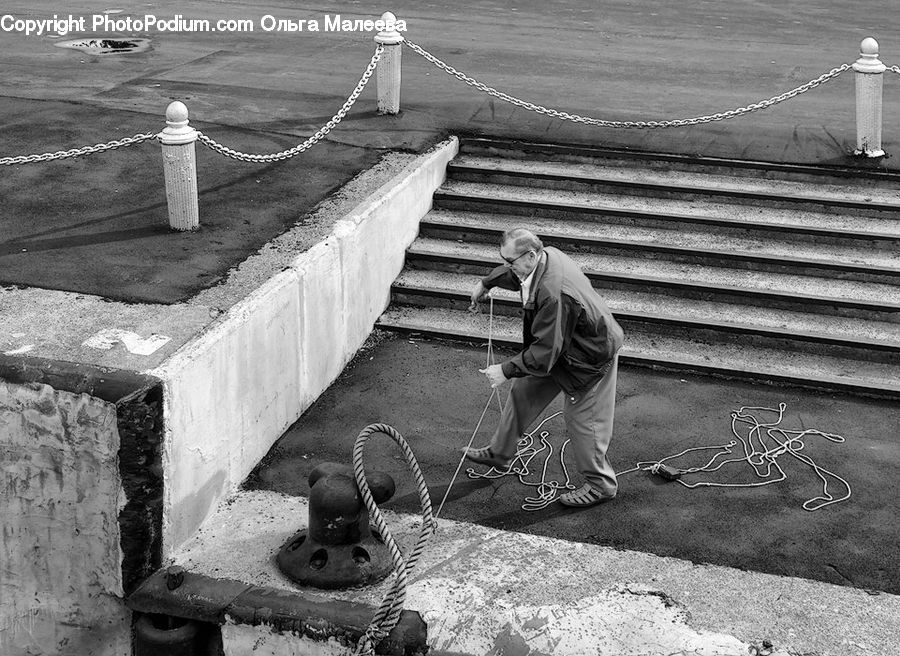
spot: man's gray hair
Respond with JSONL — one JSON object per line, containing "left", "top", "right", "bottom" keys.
{"left": 501, "top": 228, "right": 544, "bottom": 255}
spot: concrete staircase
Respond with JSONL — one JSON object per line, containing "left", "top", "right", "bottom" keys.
{"left": 377, "top": 137, "right": 900, "bottom": 398}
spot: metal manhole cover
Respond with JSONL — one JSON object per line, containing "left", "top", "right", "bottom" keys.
{"left": 55, "top": 37, "right": 150, "bottom": 55}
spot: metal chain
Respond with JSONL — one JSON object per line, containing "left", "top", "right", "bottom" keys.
{"left": 0, "top": 133, "right": 158, "bottom": 166}
{"left": 887, "top": 64, "right": 900, "bottom": 75}
{"left": 196, "top": 45, "right": 383, "bottom": 163}
{"left": 405, "top": 40, "right": 851, "bottom": 129}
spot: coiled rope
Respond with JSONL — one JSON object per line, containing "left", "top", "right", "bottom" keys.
{"left": 351, "top": 422, "right": 434, "bottom": 656}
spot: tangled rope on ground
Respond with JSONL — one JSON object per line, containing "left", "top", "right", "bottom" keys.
{"left": 351, "top": 423, "right": 434, "bottom": 656}
{"left": 617, "top": 402, "right": 851, "bottom": 511}
{"left": 405, "top": 39, "right": 851, "bottom": 129}
{"left": 466, "top": 410, "right": 575, "bottom": 511}
{"left": 197, "top": 45, "right": 383, "bottom": 162}
{"left": 456, "top": 298, "right": 850, "bottom": 512}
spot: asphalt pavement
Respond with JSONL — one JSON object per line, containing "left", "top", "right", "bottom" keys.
{"left": 246, "top": 330, "right": 900, "bottom": 597}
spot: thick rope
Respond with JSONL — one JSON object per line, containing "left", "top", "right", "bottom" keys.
{"left": 351, "top": 423, "right": 434, "bottom": 656}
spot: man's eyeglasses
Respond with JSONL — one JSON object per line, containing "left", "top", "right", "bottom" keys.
{"left": 501, "top": 250, "right": 533, "bottom": 266}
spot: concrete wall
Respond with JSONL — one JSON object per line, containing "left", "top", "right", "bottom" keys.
{"left": 150, "top": 137, "right": 459, "bottom": 555}
{"left": 0, "top": 380, "right": 131, "bottom": 656}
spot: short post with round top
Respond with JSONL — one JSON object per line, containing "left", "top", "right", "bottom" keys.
{"left": 853, "top": 37, "right": 886, "bottom": 158}
{"left": 159, "top": 101, "right": 200, "bottom": 230}
{"left": 374, "top": 12, "right": 403, "bottom": 115}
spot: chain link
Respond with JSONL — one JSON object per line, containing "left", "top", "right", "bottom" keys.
{"left": 0, "top": 133, "right": 159, "bottom": 166}
{"left": 405, "top": 40, "right": 851, "bottom": 129}
{"left": 887, "top": 64, "right": 900, "bottom": 75}
{"left": 197, "top": 45, "right": 383, "bottom": 162}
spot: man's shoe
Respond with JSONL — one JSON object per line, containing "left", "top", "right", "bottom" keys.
{"left": 462, "top": 446, "right": 511, "bottom": 470}
{"left": 558, "top": 484, "right": 615, "bottom": 508}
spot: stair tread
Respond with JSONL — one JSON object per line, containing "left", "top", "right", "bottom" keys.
{"left": 393, "top": 268, "right": 900, "bottom": 347}
{"left": 438, "top": 180, "right": 900, "bottom": 238}
{"left": 377, "top": 306, "right": 900, "bottom": 388}
{"left": 423, "top": 209, "right": 900, "bottom": 271}
{"left": 408, "top": 237, "right": 900, "bottom": 306}
{"left": 452, "top": 154, "right": 900, "bottom": 207}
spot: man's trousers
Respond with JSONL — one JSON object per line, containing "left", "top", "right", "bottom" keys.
{"left": 489, "top": 355, "right": 619, "bottom": 496}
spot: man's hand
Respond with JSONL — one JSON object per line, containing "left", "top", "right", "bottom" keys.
{"left": 479, "top": 364, "right": 507, "bottom": 388}
{"left": 469, "top": 281, "right": 489, "bottom": 313}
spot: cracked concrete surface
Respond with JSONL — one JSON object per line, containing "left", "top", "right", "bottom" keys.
{"left": 173, "top": 491, "right": 900, "bottom": 656}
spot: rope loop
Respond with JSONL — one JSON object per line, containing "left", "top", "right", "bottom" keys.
{"left": 351, "top": 423, "right": 434, "bottom": 656}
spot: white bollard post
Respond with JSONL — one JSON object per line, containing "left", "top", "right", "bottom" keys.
{"left": 374, "top": 11, "right": 403, "bottom": 115}
{"left": 159, "top": 101, "right": 200, "bottom": 230}
{"left": 853, "top": 37, "right": 886, "bottom": 158}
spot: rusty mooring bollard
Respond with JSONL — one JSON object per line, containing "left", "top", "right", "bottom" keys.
{"left": 276, "top": 462, "right": 396, "bottom": 589}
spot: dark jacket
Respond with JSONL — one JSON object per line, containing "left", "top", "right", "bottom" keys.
{"left": 482, "top": 246, "right": 624, "bottom": 398}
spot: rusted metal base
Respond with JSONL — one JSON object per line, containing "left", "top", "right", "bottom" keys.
{"left": 276, "top": 462, "right": 396, "bottom": 589}
{"left": 276, "top": 526, "right": 393, "bottom": 590}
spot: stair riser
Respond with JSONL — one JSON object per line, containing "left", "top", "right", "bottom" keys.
{"left": 431, "top": 195, "right": 900, "bottom": 252}
{"left": 390, "top": 290, "right": 900, "bottom": 366}
{"left": 417, "top": 224, "right": 900, "bottom": 285}
{"left": 447, "top": 167, "right": 900, "bottom": 219}
{"left": 458, "top": 139, "right": 900, "bottom": 188}
{"left": 375, "top": 322, "right": 900, "bottom": 400}
{"left": 404, "top": 257, "right": 900, "bottom": 324}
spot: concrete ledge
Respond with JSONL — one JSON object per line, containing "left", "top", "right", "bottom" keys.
{"left": 125, "top": 569, "right": 426, "bottom": 656}
{"left": 147, "top": 137, "right": 460, "bottom": 554}
{"left": 171, "top": 490, "right": 900, "bottom": 656}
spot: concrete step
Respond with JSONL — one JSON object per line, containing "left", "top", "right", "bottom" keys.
{"left": 404, "top": 237, "right": 900, "bottom": 323}
{"left": 391, "top": 268, "right": 900, "bottom": 365}
{"left": 447, "top": 161, "right": 900, "bottom": 217}
{"left": 376, "top": 305, "right": 900, "bottom": 399}
{"left": 457, "top": 137, "right": 900, "bottom": 203}
{"left": 433, "top": 181, "right": 900, "bottom": 251}
{"left": 419, "top": 209, "right": 900, "bottom": 285}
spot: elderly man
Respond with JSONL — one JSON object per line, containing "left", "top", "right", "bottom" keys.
{"left": 465, "top": 228, "right": 624, "bottom": 507}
